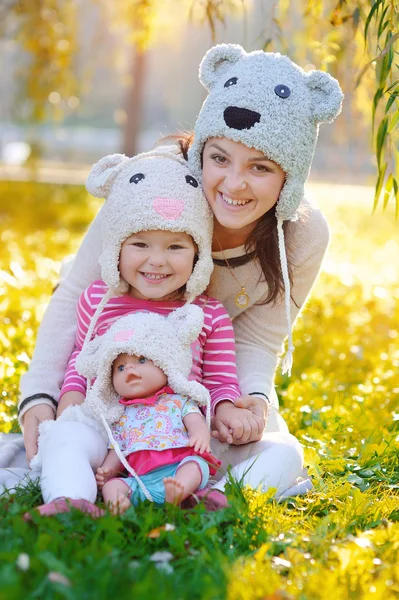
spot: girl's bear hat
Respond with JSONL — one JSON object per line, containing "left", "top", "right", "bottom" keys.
{"left": 189, "top": 44, "right": 343, "bottom": 375}
{"left": 86, "top": 148, "right": 214, "bottom": 302}
{"left": 75, "top": 304, "right": 211, "bottom": 429}
{"left": 188, "top": 43, "right": 343, "bottom": 221}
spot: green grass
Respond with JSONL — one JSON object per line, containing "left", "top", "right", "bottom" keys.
{"left": 0, "top": 180, "right": 398, "bottom": 599}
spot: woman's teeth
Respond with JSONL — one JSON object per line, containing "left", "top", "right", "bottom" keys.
{"left": 221, "top": 193, "right": 250, "bottom": 206}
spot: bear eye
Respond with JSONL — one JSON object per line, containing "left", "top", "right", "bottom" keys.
{"left": 130, "top": 173, "right": 145, "bottom": 184}
{"left": 224, "top": 77, "right": 238, "bottom": 88}
{"left": 185, "top": 175, "right": 198, "bottom": 188}
{"left": 274, "top": 84, "right": 291, "bottom": 99}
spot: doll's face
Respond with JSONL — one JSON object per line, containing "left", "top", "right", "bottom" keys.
{"left": 112, "top": 353, "right": 167, "bottom": 399}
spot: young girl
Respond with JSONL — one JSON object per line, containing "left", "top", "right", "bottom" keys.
{"left": 77, "top": 307, "right": 221, "bottom": 514}
{"left": 30, "top": 149, "right": 256, "bottom": 513}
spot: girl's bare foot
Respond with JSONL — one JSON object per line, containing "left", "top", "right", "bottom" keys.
{"left": 107, "top": 495, "right": 131, "bottom": 516}
{"left": 164, "top": 477, "right": 185, "bottom": 505}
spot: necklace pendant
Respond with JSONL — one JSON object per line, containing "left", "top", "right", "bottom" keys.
{"left": 235, "top": 287, "right": 250, "bottom": 309}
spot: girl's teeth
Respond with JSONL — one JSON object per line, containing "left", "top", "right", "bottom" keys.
{"left": 144, "top": 273, "right": 168, "bottom": 280}
{"left": 222, "top": 194, "right": 250, "bottom": 206}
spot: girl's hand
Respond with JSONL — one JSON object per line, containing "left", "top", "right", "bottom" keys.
{"left": 188, "top": 430, "right": 211, "bottom": 454}
{"left": 212, "top": 399, "right": 266, "bottom": 445}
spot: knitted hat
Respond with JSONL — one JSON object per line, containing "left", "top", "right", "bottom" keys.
{"left": 188, "top": 44, "right": 343, "bottom": 374}
{"left": 82, "top": 148, "right": 214, "bottom": 357}
{"left": 75, "top": 305, "right": 211, "bottom": 502}
{"left": 86, "top": 148, "right": 214, "bottom": 300}
{"left": 75, "top": 304, "right": 211, "bottom": 428}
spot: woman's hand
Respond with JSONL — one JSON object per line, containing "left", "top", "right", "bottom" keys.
{"left": 23, "top": 403, "right": 55, "bottom": 464}
{"left": 212, "top": 397, "right": 267, "bottom": 445}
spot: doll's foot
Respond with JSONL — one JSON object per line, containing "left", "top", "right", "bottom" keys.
{"left": 107, "top": 495, "right": 131, "bottom": 516}
{"left": 181, "top": 488, "right": 228, "bottom": 511}
{"left": 23, "top": 497, "right": 105, "bottom": 521}
{"left": 164, "top": 477, "right": 185, "bottom": 505}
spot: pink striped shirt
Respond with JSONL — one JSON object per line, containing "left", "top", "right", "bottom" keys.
{"left": 60, "top": 280, "right": 241, "bottom": 414}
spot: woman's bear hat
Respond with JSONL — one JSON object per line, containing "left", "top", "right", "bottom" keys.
{"left": 189, "top": 44, "right": 343, "bottom": 375}
{"left": 189, "top": 43, "right": 343, "bottom": 221}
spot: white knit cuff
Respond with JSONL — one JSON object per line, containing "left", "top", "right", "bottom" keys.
{"left": 18, "top": 397, "right": 57, "bottom": 430}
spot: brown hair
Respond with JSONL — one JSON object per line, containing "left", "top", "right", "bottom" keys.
{"left": 157, "top": 132, "right": 298, "bottom": 306}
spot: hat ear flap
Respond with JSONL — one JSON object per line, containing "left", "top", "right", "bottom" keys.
{"left": 306, "top": 70, "right": 343, "bottom": 124}
{"left": 86, "top": 154, "right": 128, "bottom": 198}
{"left": 199, "top": 43, "right": 245, "bottom": 91}
{"left": 75, "top": 335, "right": 103, "bottom": 379}
{"left": 168, "top": 305, "right": 204, "bottom": 346}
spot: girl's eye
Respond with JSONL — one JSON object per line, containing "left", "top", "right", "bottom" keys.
{"left": 138, "top": 356, "right": 147, "bottom": 364}
{"left": 132, "top": 242, "right": 147, "bottom": 248}
{"left": 185, "top": 175, "right": 198, "bottom": 188}
{"left": 130, "top": 173, "right": 145, "bottom": 184}
{"left": 169, "top": 244, "right": 183, "bottom": 250}
{"left": 117, "top": 365, "right": 125, "bottom": 372}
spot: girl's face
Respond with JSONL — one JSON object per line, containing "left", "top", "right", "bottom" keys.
{"left": 112, "top": 353, "right": 167, "bottom": 399}
{"left": 202, "top": 137, "right": 286, "bottom": 235}
{"left": 119, "top": 230, "right": 197, "bottom": 301}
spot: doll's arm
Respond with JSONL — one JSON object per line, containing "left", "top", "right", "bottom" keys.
{"left": 183, "top": 413, "right": 211, "bottom": 454}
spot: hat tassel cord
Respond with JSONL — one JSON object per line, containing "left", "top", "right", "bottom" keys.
{"left": 101, "top": 415, "right": 154, "bottom": 503}
{"left": 277, "top": 218, "right": 294, "bottom": 377}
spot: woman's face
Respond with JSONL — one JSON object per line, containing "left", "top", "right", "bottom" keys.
{"left": 202, "top": 138, "right": 286, "bottom": 233}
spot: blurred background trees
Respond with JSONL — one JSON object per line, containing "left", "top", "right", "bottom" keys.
{"left": 0, "top": 0, "right": 398, "bottom": 211}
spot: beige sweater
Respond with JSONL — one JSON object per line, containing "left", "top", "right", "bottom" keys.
{"left": 18, "top": 197, "right": 329, "bottom": 423}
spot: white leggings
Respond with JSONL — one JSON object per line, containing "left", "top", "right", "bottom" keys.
{"left": 38, "top": 398, "right": 303, "bottom": 503}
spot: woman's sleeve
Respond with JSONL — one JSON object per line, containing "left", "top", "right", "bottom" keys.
{"left": 18, "top": 206, "right": 104, "bottom": 426}
{"left": 233, "top": 208, "right": 330, "bottom": 400}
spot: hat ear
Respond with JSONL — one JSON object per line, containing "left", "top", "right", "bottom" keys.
{"left": 75, "top": 335, "right": 103, "bottom": 379}
{"left": 199, "top": 43, "right": 245, "bottom": 91}
{"left": 86, "top": 154, "right": 128, "bottom": 198}
{"left": 168, "top": 305, "right": 204, "bottom": 346}
{"left": 306, "top": 70, "right": 343, "bottom": 124}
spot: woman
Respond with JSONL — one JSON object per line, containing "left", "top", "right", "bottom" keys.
{"left": 12, "top": 44, "right": 343, "bottom": 504}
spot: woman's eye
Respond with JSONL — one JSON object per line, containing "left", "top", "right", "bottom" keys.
{"left": 185, "top": 175, "right": 198, "bottom": 188}
{"left": 252, "top": 164, "right": 268, "bottom": 173}
{"left": 224, "top": 77, "right": 238, "bottom": 88}
{"left": 130, "top": 173, "right": 145, "bottom": 184}
{"left": 212, "top": 154, "right": 227, "bottom": 164}
{"left": 117, "top": 365, "right": 125, "bottom": 372}
{"left": 138, "top": 357, "right": 147, "bottom": 364}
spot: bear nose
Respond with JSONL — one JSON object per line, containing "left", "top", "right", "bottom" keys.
{"left": 224, "top": 106, "right": 261, "bottom": 130}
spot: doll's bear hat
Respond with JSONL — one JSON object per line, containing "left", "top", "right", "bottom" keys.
{"left": 86, "top": 148, "right": 214, "bottom": 302}
{"left": 75, "top": 304, "right": 211, "bottom": 428}
{"left": 188, "top": 43, "right": 343, "bottom": 221}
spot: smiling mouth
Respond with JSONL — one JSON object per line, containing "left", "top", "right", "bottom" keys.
{"left": 140, "top": 272, "right": 171, "bottom": 281}
{"left": 220, "top": 192, "right": 252, "bottom": 207}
